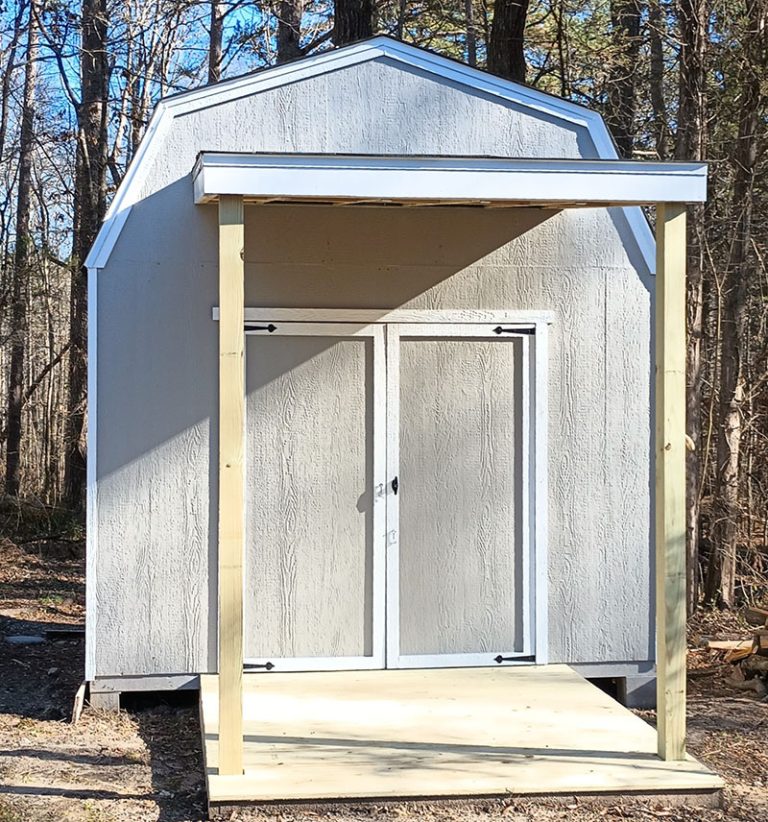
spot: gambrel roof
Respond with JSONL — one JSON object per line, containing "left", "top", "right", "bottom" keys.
{"left": 87, "top": 36, "right": 661, "bottom": 271}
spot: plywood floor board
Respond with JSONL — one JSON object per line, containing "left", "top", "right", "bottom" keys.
{"left": 200, "top": 665, "right": 722, "bottom": 804}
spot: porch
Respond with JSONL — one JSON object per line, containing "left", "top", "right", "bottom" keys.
{"left": 197, "top": 150, "right": 710, "bottom": 801}
{"left": 199, "top": 666, "right": 722, "bottom": 807}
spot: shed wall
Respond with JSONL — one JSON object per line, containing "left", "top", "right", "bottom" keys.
{"left": 90, "top": 56, "right": 653, "bottom": 678}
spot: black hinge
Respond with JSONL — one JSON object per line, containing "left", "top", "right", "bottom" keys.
{"left": 494, "top": 654, "right": 536, "bottom": 664}
{"left": 244, "top": 661, "right": 275, "bottom": 670}
{"left": 244, "top": 323, "right": 277, "bottom": 333}
{"left": 493, "top": 326, "right": 535, "bottom": 335}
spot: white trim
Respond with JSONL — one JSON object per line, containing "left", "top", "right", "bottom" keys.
{"left": 85, "top": 266, "right": 98, "bottom": 681}
{"left": 533, "top": 320, "right": 550, "bottom": 664}
{"left": 193, "top": 153, "right": 707, "bottom": 207}
{"left": 85, "top": 106, "right": 171, "bottom": 268}
{"left": 217, "top": 307, "right": 556, "bottom": 325}
{"left": 170, "top": 37, "right": 601, "bottom": 130}
{"left": 243, "top": 656, "right": 384, "bottom": 673}
{"left": 244, "top": 322, "right": 387, "bottom": 672}
{"left": 384, "top": 324, "right": 400, "bottom": 669}
{"left": 394, "top": 653, "right": 535, "bottom": 669}
{"left": 371, "top": 325, "right": 387, "bottom": 669}
{"left": 520, "top": 333, "right": 532, "bottom": 656}
{"left": 245, "top": 321, "right": 378, "bottom": 336}
{"left": 85, "top": 35, "right": 669, "bottom": 273}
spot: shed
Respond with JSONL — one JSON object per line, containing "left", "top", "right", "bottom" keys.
{"left": 85, "top": 37, "right": 720, "bottom": 808}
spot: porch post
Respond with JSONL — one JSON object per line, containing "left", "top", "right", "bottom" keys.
{"left": 217, "top": 195, "right": 245, "bottom": 775}
{"left": 655, "top": 202, "right": 687, "bottom": 761}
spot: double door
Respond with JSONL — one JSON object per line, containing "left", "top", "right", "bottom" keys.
{"left": 243, "top": 318, "right": 537, "bottom": 671}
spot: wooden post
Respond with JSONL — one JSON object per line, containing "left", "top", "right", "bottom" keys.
{"left": 217, "top": 195, "right": 245, "bottom": 775}
{"left": 655, "top": 202, "right": 687, "bottom": 761}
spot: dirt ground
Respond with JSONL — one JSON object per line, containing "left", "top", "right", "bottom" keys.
{"left": 1, "top": 540, "right": 767, "bottom": 822}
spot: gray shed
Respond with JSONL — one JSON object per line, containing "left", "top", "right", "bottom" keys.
{"left": 85, "top": 37, "right": 717, "bottom": 807}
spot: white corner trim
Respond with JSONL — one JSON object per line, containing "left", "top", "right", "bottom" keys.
{"left": 86, "top": 35, "right": 673, "bottom": 273}
{"left": 85, "top": 265, "right": 99, "bottom": 680}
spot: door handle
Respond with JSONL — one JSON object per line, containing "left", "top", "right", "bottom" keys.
{"left": 391, "top": 477, "right": 399, "bottom": 495}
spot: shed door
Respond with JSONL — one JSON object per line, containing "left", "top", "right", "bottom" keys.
{"left": 386, "top": 324, "right": 533, "bottom": 668}
{"left": 244, "top": 323, "right": 386, "bottom": 671}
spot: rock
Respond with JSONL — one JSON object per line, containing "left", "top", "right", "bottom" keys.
{"left": 47, "top": 667, "right": 59, "bottom": 676}
{"left": 5, "top": 635, "right": 45, "bottom": 645}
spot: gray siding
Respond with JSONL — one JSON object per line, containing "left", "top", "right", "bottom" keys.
{"left": 91, "top": 55, "right": 653, "bottom": 677}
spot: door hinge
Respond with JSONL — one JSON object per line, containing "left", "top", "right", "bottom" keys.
{"left": 244, "top": 661, "right": 275, "bottom": 670}
{"left": 494, "top": 654, "right": 535, "bottom": 664}
{"left": 493, "top": 326, "right": 535, "bottom": 335}
{"left": 244, "top": 323, "right": 277, "bottom": 333}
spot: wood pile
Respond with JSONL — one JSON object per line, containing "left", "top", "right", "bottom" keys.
{"left": 703, "top": 608, "right": 768, "bottom": 699}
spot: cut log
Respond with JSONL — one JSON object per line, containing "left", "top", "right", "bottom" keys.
{"left": 706, "top": 639, "right": 754, "bottom": 651}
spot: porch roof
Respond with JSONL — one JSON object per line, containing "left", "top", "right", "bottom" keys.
{"left": 192, "top": 151, "right": 707, "bottom": 209}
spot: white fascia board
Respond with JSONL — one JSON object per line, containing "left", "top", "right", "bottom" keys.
{"left": 193, "top": 153, "right": 708, "bottom": 206}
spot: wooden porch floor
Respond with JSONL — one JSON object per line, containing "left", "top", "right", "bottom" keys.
{"left": 199, "top": 665, "right": 722, "bottom": 806}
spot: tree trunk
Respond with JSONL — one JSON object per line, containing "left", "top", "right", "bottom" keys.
{"left": 333, "top": 0, "right": 373, "bottom": 45}
{"left": 65, "top": 0, "right": 109, "bottom": 511}
{"left": 606, "top": 0, "right": 640, "bottom": 158}
{"left": 5, "top": 0, "right": 38, "bottom": 497}
{"left": 208, "top": 0, "right": 223, "bottom": 83}
{"left": 277, "top": 0, "right": 304, "bottom": 63}
{"left": 675, "top": 0, "right": 709, "bottom": 613}
{"left": 705, "top": 0, "right": 766, "bottom": 608}
{"left": 466, "top": 0, "right": 477, "bottom": 66}
{"left": 0, "top": 1, "right": 26, "bottom": 165}
{"left": 487, "top": 0, "right": 530, "bottom": 82}
{"left": 648, "top": 0, "right": 668, "bottom": 159}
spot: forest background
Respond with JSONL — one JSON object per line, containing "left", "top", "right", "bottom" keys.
{"left": 0, "top": 0, "right": 765, "bottom": 613}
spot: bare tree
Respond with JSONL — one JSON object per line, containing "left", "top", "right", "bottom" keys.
{"left": 277, "top": 0, "right": 305, "bottom": 62}
{"left": 65, "top": 0, "right": 110, "bottom": 510}
{"left": 676, "top": 0, "right": 709, "bottom": 612}
{"left": 5, "top": 0, "right": 38, "bottom": 496}
{"left": 648, "top": 0, "right": 668, "bottom": 159}
{"left": 209, "top": 0, "right": 224, "bottom": 82}
{"left": 334, "top": 0, "right": 373, "bottom": 45}
{"left": 487, "top": 0, "right": 530, "bottom": 82}
{"left": 465, "top": 0, "right": 477, "bottom": 66}
{"left": 605, "top": 0, "right": 640, "bottom": 157}
{"left": 706, "top": 0, "right": 767, "bottom": 607}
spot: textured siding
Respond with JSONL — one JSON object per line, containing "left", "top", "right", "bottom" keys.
{"left": 92, "top": 55, "right": 653, "bottom": 677}
{"left": 244, "top": 335, "right": 374, "bottom": 659}
{"left": 399, "top": 336, "right": 523, "bottom": 656}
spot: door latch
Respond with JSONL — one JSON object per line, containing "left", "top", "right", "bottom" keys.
{"left": 391, "top": 476, "right": 399, "bottom": 495}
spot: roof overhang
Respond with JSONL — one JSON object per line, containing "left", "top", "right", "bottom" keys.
{"left": 192, "top": 152, "right": 708, "bottom": 208}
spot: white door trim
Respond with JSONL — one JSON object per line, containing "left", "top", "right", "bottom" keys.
{"left": 243, "top": 321, "right": 387, "bottom": 673}
{"left": 231, "top": 309, "right": 550, "bottom": 672}
{"left": 215, "top": 307, "right": 555, "bottom": 326}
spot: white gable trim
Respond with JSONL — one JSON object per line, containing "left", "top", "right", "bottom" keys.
{"left": 86, "top": 36, "right": 658, "bottom": 272}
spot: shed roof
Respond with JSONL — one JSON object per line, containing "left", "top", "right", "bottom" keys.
{"left": 192, "top": 152, "right": 707, "bottom": 207}
{"left": 86, "top": 36, "right": 705, "bottom": 272}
